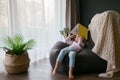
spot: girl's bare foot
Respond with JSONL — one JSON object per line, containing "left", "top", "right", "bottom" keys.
{"left": 69, "top": 72, "right": 74, "bottom": 79}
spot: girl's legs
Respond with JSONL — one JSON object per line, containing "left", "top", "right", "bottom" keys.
{"left": 52, "top": 47, "right": 70, "bottom": 75}
{"left": 68, "top": 51, "right": 77, "bottom": 79}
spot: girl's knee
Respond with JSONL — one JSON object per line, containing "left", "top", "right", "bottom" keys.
{"left": 60, "top": 48, "right": 68, "bottom": 53}
{"left": 68, "top": 52, "right": 76, "bottom": 58}
{"left": 61, "top": 49, "right": 66, "bottom": 52}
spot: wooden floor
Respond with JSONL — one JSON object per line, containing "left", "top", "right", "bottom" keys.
{"left": 0, "top": 58, "right": 120, "bottom": 80}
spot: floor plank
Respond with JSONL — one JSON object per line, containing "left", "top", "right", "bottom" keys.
{"left": 0, "top": 58, "right": 120, "bottom": 80}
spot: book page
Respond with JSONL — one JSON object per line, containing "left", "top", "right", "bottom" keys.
{"left": 78, "top": 24, "right": 88, "bottom": 40}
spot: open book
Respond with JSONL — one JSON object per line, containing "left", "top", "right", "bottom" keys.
{"left": 71, "top": 23, "right": 88, "bottom": 40}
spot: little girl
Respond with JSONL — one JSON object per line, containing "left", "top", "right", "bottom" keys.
{"left": 52, "top": 34, "right": 85, "bottom": 79}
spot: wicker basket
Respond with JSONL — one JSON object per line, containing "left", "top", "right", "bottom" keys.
{"left": 3, "top": 52, "right": 30, "bottom": 74}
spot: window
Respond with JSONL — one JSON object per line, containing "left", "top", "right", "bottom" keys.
{"left": 0, "top": 0, "right": 66, "bottom": 62}
{"left": 0, "top": 0, "right": 8, "bottom": 60}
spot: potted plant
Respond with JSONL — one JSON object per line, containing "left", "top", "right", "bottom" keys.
{"left": 59, "top": 27, "right": 70, "bottom": 38}
{"left": 2, "top": 34, "right": 35, "bottom": 74}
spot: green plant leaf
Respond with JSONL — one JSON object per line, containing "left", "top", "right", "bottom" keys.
{"left": 2, "top": 34, "right": 35, "bottom": 55}
{"left": 59, "top": 27, "right": 70, "bottom": 38}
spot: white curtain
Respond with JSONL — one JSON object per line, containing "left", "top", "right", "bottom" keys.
{"left": 0, "top": 0, "right": 66, "bottom": 62}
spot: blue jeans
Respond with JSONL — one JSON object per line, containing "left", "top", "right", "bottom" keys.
{"left": 57, "top": 47, "right": 77, "bottom": 67}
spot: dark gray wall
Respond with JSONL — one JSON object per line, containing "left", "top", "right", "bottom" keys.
{"left": 80, "top": 0, "right": 120, "bottom": 27}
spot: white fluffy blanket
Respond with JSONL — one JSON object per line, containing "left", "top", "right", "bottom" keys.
{"left": 88, "top": 10, "right": 120, "bottom": 78}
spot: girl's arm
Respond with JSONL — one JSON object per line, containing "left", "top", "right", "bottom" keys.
{"left": 65, "top": 35, "right": 74, "bottom": 45}
{"left": 78, "top": 37, "right": 85, "bottom": 48}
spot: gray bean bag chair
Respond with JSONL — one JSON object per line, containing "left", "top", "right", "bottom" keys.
{"left": 49, "top": 32, "right": 107, "bottom": 74}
